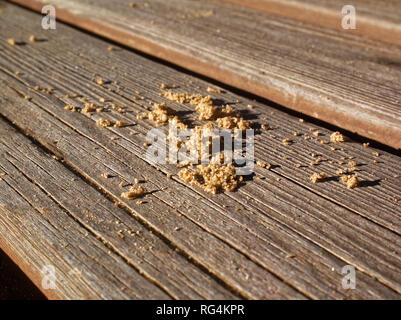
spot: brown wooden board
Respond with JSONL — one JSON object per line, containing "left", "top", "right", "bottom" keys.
{"left": 0, "top": 120, "right": 241, "bottom": 300}
{"left": 222, "top": 0, "right": 401, "bottom": 47}
{"left": 8, "top": 0, "right": 401, "bottom": 149}
{"left": 0, "top": 4, "right": 400, "bottom": 299}
{"left": 0, "top": 123, "right": 174, "bottom": 299}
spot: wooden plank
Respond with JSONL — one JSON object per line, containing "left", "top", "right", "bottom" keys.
{"left": 1, "top": 4, "right": 401, "bottom": 299}
{"left": 0, "top": 79, "right": 304, "bottom": 300}
{"left": 0, "top": 120, "right": 240, "bottom": 299}
{"left": 0, "top": 126, "right": 173, "bottom": 299}
{"left": 222, "top": 0, "right": 401, "bottom": 46}
{"left": 8, "top": 0, "right": 401, "bottom": 149}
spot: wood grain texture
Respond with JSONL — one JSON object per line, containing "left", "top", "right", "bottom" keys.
{"left": 8, "top": 0, "right": 401, "bottom": 149}
{"left": 1, "top": 4, "right": 401, "bottom": 299}
{"left": 0, "top": 124, "right": 173, "bottom": 300}
{"left": 222, "top": 0, "right": 401, "bottom": 46}
{"left": 0, "top": 119, "right": 241, "bottom": 299}
{"left": 0, "top": 123, "right": 241, "bottom": 299}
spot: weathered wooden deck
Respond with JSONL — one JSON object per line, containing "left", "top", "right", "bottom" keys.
{"left": 10, "top": 0, "right": 401, "bottom": 148}
{"left": 0, "top": 1, "right": 400, "bottom": 299}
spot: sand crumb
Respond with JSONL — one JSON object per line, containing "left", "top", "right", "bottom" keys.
{"left": 330, "top": 131, "right": 345, "bottom": 143}
{"left": 148, "top": 103, "right": 182, "bottom": 126}
{"left": 121, "top": 185, "right": 145, "bottom": 199}
{"left": 310, "top": 172, "right": 326, "bottom": 183}
{"left": 348, "top": 160, "right": 357, "bottom": 167}
{"left": 207, "top": 87, "right": 221, "bottom": 94}
{"left": 96, "top": 118, "right": 113, "bottom": 127}
{"left": 114, "top": 120, "right": 125, "bottom": 128}
{"left": 163, "top": 91, "right": 202, "bottom": 104}
{"left": 336, "top": 169, "right": 345, "bottom": 175}
{"left": 198, "top": 103, "right": 236, "bottom": 122}
{"left": 216, "top": 116, "right": 251, "bottom": 130}
{"left": 82, "top": 103, "right": 96, "bottom": 114}
{"left": 178, "top": 164, "right": 242, "bottom": 194}
{"left": 341, "top": 175, "right": 359, "bottom": 189}
{"left": 256, "top": 161, "right": 271, "bottom": 169}
{"left": 163, "top": 91, "right": 244, "bottom": 124}
{"left": 261, "top": 124, "right": 268, "bottom": 131}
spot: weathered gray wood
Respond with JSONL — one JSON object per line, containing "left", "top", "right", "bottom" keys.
{"left": 222, "top": 0, "right": 401, "bottom": 46}
{"left": 0, "top": 126, "right": 173, "bottom": 300}
{"left": 0, "top": 86, "right": 304, "bottom": 300}
{"left": 0, "top": 121, "right": 239, "bottom": 299}
{"left": 8, "top": 0, "right": 401, "bottom": 149}
{"left": 0, "top": 4, "right": 400, "bottom": 299}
